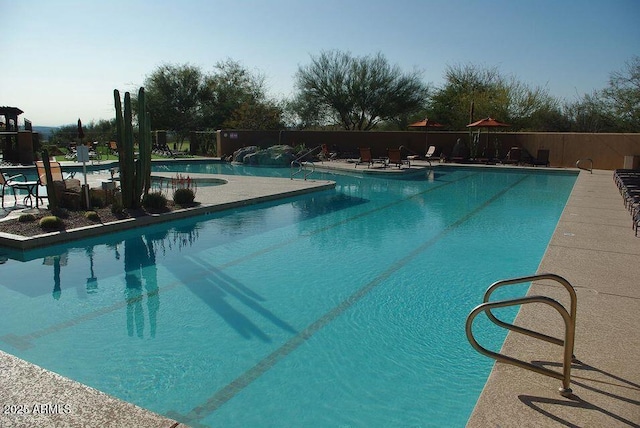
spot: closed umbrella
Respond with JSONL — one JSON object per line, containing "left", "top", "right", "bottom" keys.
{"left": 77, "top": 118, "right": 84, "bottom": 141}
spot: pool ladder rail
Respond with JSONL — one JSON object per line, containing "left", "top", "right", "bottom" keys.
{"left": 466, "top": 273, "right": 577, "bottom": 397}
{"left": 576, "top": 158, "right": 593, "bottom": 173}
{"left": 290, "top": 145, "right": 320, "bottom": 180}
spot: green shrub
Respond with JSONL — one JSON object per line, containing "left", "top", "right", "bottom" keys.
{"left": 142, "top": 191, "right": 167, "bottom": 210}
{"left": 173, "top": 188, "right": 195, "bottom": 205}
{"left": 39, "top": 216, "right": 64, "bottom": 231}
{"left": 84, "top": 211, "right": 100, "bottom": 221}
{"left": 18, "top": 213, "right": 36, "bottom": 223}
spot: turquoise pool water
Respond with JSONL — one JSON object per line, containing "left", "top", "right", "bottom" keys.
{"left": 0, "top": 165, "right": 577, "bottom": 427}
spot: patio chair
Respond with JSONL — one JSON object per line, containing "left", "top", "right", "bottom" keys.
{"left": 109, "top": 141, "right": 118, "bottom": 156}
{"left": 0, "top": 171, "right": 39, "bottom": 208}
{"left": 387, "top": 148, "right": 410, "bottom": 168}
{"left": 355, "top": 147, "right": 387, "bottom": 168}
{"left": 528, "top": 149, "right": 550, "bottom": 167}
{"left": 35, "top": 161, "right": 82, "bottom": 208}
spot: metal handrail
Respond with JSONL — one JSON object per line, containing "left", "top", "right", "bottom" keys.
{"left": 290, "top": 145, "right": 321, "bottom": 180}
{"left": 466, "top": 273, "right": 577, "bottom": 397}
{"left": 483, "top": 273, "right": 577, "bottom": 352}
{"left": 576, "top": 158, "right": 593, "bottom": 173}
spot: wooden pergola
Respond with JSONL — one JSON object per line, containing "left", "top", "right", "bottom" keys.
{"left": 0, "top": 106, "right": 25, "bottom": 163}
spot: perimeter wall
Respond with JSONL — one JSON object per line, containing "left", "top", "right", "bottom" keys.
{"left": 215, "top": 130, "right": 640, "bottom": 170}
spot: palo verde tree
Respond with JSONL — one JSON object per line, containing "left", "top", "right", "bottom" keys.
{"left": 431, "top": 63, "right": 567, "bottom": 131}
{"left": 292, "top": 50, "right": 428, "bottom": 130}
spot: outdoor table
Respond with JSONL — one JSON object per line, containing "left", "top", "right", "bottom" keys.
{"left": 10, "top": 180, "right": 40, "bottom": 207}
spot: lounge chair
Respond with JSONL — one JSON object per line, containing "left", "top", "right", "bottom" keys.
{"left": 425, "top": 145, "right": 436, "bottom": 160}
{"left": 502, "top": 147, "right": 522, "bottom": 165}
{"left": 0, "top": 171, "right": 39, "bottom": 208}
{"left": 387, "top": 148, "right": 410, "bottom": 168}
{"left": 528, "top": 149, "right": 550, "bottom": 167}
{"left": 355, "top": 147, "right": 386, "bottom": 168}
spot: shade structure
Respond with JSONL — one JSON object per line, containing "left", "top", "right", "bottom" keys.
{"left": 466, "top": 117, "right": 510, "bottom": 128}
{"left": 408, "top": 118, "right": 443, "bottom": 155}
{"left": 466, "top": 117, "right": 509, "bottom": 158}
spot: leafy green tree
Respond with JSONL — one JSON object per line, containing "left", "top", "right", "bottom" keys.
{"left": 431, "top": 63, "right": 566, "bottom": 131}
{"left": 142, "top": 63, "right": 206, "bottom": 144}
{"left": 292, "top": 51, "right": 428, "bottom": 130}
{"left": 202, "top": 59, "right": 283, "bottom": 130}
{"left": 430, "top": 64, "right": 504, "bottom": 129}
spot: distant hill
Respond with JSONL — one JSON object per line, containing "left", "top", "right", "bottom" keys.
{"left": 32, "top": 126, "right": 58, "bottom": 139}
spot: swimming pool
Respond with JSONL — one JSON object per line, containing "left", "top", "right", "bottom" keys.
{"left": 0, "top": 165, "right": 577, "bottom": 427}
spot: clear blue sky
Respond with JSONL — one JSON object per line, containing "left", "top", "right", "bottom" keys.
{"left": 2, "top": 0, "right": 639, "bottom": 127}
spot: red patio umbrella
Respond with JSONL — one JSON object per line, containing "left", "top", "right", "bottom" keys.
{"left": 409, "top": 118, "right": 443, "bottom": 155}
{"left": 466, "top": 117, "right": 509, "bottom": 158}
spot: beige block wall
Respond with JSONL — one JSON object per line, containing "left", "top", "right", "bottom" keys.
{"left": 216, "top": 130, "right": 640, "bottom": 170}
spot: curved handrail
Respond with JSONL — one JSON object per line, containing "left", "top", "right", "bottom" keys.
{"left": 466, "top": 295, "right": 575, "bottom": 396}
{"left": 576, "top": 158, "right": 593, "bottom": 173}
{"left": 483, "top": 273, "right": 577, "bottom": 354}
{"left": 291, "top": 145, "right": 321, "bottom": 180}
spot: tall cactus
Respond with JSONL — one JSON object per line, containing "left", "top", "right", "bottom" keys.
{"left": 114, "top": 88, "right": 152, "bottom": 209}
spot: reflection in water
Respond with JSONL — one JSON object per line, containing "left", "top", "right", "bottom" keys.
{"left": 52, "top": 258, "right": 61, "bottom": 300}
{"left": 124, "top": 235, "right": 160, "bottom": 338}
{"left": 86, "top": 247, "right": 98, "bottom": 294}
{"left": 43, "top": 253, "right": 68, "bottom": 300}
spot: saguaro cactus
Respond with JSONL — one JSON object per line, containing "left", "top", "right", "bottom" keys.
{"left": 114, "top": 88, "right": 152, "bottom": 209}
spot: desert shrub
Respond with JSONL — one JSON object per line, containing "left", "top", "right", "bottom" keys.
{"left": 18, "top": 213, "right": 36, "bottom": 223}
{"left": 111, "top": 192, "right": 124, "bottom": 215}
{"left": 84, "top": 211, "right": 100, "bottom": 221}
{"left": 142, "top": 191, "right": 167, "bottom": 210}
{"left": 91, "top": 195, "right": 105, "bottom": 208}
{"left": 39, "top": 216, "right": 64, "bottom": 231}
{"left": 173, "top": 188, "right": 195, "bottom": 205}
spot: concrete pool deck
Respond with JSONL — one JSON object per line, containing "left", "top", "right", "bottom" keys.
{"left": 1, "top": 162, "right": 638, "bottom": 427}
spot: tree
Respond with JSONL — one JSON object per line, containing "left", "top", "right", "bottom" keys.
{"left": 430, "top": 64, "right": 504, "bottom": 129}
{"left": 292, "top": 51, "right": 428, "bottom": 130}
{"left": 49, "top": 119, "right": 117, "bottom": 147}
{"left": 563, "top": 91, "right": 616, "bottom": 132}
{"left": 143, "top": 63, "right": 207, "bottom": 144}
{"left": 202, "top": 59, "right": 283, "bottom": 130}
{"left": 601, "top": 56, "right": 640, "bottom": 132}
{"left": 431, "top": 64, "right": 566, "bottom": 131}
